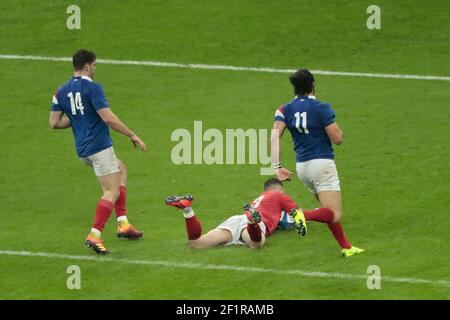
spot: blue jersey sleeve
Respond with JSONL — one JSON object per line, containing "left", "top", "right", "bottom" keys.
{"left": 91, "top": 83, "right": 109, "bottom": 110}
{"left": 318, "top": 103, "right": 335, "bottom": 126}
{"left": 274, "top": 105, "right": 286, "bottom": 123}
{"left": 51, "top": 90, "right": 62, "bottom": 111}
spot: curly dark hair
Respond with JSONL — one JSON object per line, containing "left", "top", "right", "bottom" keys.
{"left": 289, "top": 69, "right": 315, "bottom": 96}
{"left": 72, "top": 49, "right": 96, "bottom": 71}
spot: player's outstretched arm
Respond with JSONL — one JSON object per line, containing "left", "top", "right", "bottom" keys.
{"left": 97, "top": 108, "right": 147, "bottom": 151}
{"left": 271, "top": 121, "right": 292, "bottom": 181}
{"left": 325, "top": 122, "right": 344, "bottom": 145}
{"left": 49, "top": 111, "right": 71, "bottom": 129}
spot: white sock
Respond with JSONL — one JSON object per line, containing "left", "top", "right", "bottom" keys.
{"left": 183, "top": 206, "right": 195, "bottom": 218}
{"left": 117, "top": 215, "right": 128, "bottom": 223}
{"left": 90, "top": 228, "right": 101, "bottom": 237}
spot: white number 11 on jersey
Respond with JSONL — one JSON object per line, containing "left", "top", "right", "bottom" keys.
{"left": 67, "top": 92, "right": 85, "bottom": 115}
{"left": 295, "top": 111, "right": 309, "bottom": 134}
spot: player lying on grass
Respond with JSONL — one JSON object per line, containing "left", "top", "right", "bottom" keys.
{"left": 49, "top": 49, "right": 146, "bottom": 254}
{"left": 166, "top": 178, "right": 359, "bottom": 256}
{"left": 271, "top": 68, "right": 364, "bottom": 257}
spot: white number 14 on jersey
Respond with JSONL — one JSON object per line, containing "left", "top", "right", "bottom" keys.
{"left": 67, "top": 92, "right": 85, "bottom": 115}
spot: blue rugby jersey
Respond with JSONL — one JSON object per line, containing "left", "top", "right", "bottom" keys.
{"left": 51, "top": 76, "right": 112, "bottom": 157}
{"left": 274, "top": 95, "right": 336, "bottom": 162}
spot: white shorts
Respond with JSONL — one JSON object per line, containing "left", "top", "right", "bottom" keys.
{"left": 81, "top": 147, "right": 120, "bottom": 177}
{"left": 296, "top": 159, "right": 341, "bottom": 194}
{"left": 217, "top": 214, "right": 267, "bottom": 246}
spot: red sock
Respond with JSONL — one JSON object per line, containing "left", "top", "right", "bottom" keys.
{"left": 304, "top": 208, "right": 335, "bottom": 223}
{"left": 247, "top": 223, "right": 262, "bottom": 242}
{"left": 115, "top": 186, "right": 127, "bottom": 218}
{"left": 185, "top": 216, "right": 202, "bottom": 240}
{"left": 92, "top": 199, "right": 114, "bottom": 232}
{"left": 328, "top": 223, "right": 352, "bottom": 249}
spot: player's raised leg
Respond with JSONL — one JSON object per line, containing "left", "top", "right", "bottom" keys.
{"left": 115, "top": 160, "right": 143, "bottom": 240}
{"left": 241, "top": 205, "right": 266, "bottom": 249}
{"left": 85, "top": 172, "right": 121, "bottom": 254}
{"left": 165, "top": 195, "right": 232, "bottom": 249}
{"left": 289, "top": 208, "right": 308, "bottom": 237}
{"left": 316, "top": 191, "right": 364, "bottom": 257}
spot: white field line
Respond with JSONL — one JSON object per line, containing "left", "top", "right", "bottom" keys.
{"left": 1, "top": 250, "right": 449, "bottom": 288}
{"left": 1, "top": 54, "right": 449, "bottom": 81}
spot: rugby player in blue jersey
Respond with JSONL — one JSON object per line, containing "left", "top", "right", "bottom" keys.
{"left": 270, "top": 69, "right": 364, "bottom": 257}
{"left": 49, "top": 49, "right": 146, "bottom": 254}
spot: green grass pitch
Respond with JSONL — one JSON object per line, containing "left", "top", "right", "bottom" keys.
{"left": 0, "top": 0, "right": 449, "bottom": 299}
